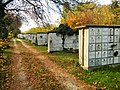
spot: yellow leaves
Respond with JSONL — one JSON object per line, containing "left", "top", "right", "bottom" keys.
{"left": 65, "top": 10, "right": 94, "bottom": 28}
{"left": 62, "top": 3, "right": 115, "bottom": 28}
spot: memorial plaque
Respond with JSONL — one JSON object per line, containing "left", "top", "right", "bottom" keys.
{"left": 89, "top": 44, "right": 95, "bottom": 51}
{"left": 114, "top": 36, "right": 119, "bottom": 42}
{"left": 108, "top": 36, "right": 113, "bottom": 42}
{"left": 89, "top": 59, "right": 95, "bottom": 66}
{"left": 96, "top": 59, "right": 102, "bottom": 66}
{"left": 115, "top": 28, "right": 120, "bottom": 35}
{"left": 102, "top": 28, "right": 108, "bottom": 35}
{"left": 96, "top": 44, "right": 101, "bottom": 50}
{"left": 108, "top": 50, "right": 113, "bottom": 57}
{"left": 96, "top": 51, "right": 101, "bottom": 58}
{"left": 96, "top": 36, "right": 101, "bottom": 43}
{"left": 96, "top": 28, "right": 102, "bottom": 35}
{"left": 102, "top": 43, "right": 108, "bottom": 50}
{"left": 108, "top": 43, "right": 114, "bottom": 50}
{"left": 89, "top": 36, "right": 95, "bottom": 43}
{"left": 102, "top": 51, "right": 107, "bottom": 57}
{"left": 108, "top": 57, "right": 113, "bottom": 64}
{"left": 102, "top": 58, "right": 108, "bottom": 65}
{"left": 89, "top": 28, "right": 95, "bottom": 35}
{"left": 113, "top": 43, "right": 119, "bottom": 49}
{"left": 102, "top": 36, "right": 108, "bottom": 42}
{"left": 109, "top": 28, "right": 113, "bottom": 35}
{"left": 114, "top": 57, "right": 119, "bottom": 64}
{"left": 89, "top": 52, "right": 95, "bottom": 59}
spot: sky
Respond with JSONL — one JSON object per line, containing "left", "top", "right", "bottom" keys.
{"left": 19, "top": 0, "right": 112, "bottom": 32}
{"left": 99, "top": 0, "right": 112, "bottom": 5}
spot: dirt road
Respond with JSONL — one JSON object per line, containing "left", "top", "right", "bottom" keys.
{"left": 9, "top": 39, "right": 96, "bottom": 90}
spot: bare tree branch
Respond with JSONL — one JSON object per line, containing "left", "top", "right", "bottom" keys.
{"left": 3, "top": 0, "right": 14, "bottom": 7}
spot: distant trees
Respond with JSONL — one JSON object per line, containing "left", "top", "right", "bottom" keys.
{"left": 0, "top": 13, "right": 21, "bottom": 39}
{"left": 4, "top": 14, "right": 21, "bottom": 37}
{"left": 111, "top": 0, "right": 120, "bottom": 24}
{"left": 25, "top": 24, "right": 56, "bottom": 33}
{"left": 0, "top": 0, "right": 21, "bottom": 39}
{"left": 61, "top": 2, "right": 117, "bottom": 28}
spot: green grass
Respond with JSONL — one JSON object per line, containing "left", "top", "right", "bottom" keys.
{"left": 34, "top": 45, "right": 79, "bottom": 68}
{"left": 21, "top": 39, "right": 120, "bottom": 89}
{"left": 68, "top": 65, "right": 120, "bottom": 90}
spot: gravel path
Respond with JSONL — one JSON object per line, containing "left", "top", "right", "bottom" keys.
{"left": 9, "top": 39, "right": 32, "bottom": 90}
{"left": 17, "top": 39, "right": 96, "bottom": 90}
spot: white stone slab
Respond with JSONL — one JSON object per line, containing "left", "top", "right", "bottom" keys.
{"left": 96, "top": 51, "right": 102, "bottom": 58}
{"left": 108, "top": 36, "right": 113, "bottom": 42}
{"left": 102, "top": 51, "right": 107, "bottom": 58}
{"left": 114, "top": 36, "right": 119, "bottom": 42}
{"left": 108, "top": 57, "right": 113, "bottom": 64}
{"left": 89, "top": 59, "right": 95, "bottom": 66}
{"left": 95, "top": 28, "right": 102, "bottom": 35}
{"left": 108, "top": 28, "right": 113, "bottom": 35}
{"left": 89, "top": 52, "right": 95, "bottom": 59}
{"left": 89, "top": 36, "right": 95, "bottom": 43}
{"left": 89, "top": 28, "right": 95, "bottom": 35}
{"left": 96, "top": 36, "right": 101, "bottom": 43}
{"left": 102, "top": 43, "right": 108, "bottom": 50}
{"left": 102, "top": 36, "right": 108, "bottom": 42}
{"left": 102, "top": 58, "right": 108, "bottom": 65}
{"left": 115, "top": 28, "right": 120, "bottom": 35}
{"left": 96, "top": 44, "right": 101, "bottom": 51}
{"left": 95, "top": 59, "right": 102, "bottom": 66}
{"left": 102, "top": 28, "right": 109, "bottom": 35}
{"left": 108, "top": 50, "right": 113, "bottom": 56}
{"left": 114, "top": 57, "right": 119, "bottom": 64}
{"left": 89, "top": 44, "right": 95, "bottom": 51}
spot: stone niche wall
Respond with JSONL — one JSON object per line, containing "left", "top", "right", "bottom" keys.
{"left": 31, "top": 34, "right": 37, "bottom": 44}
{"left": 78, "top": 25, "right": 120, "bottom": 70}
{"left": 48, "top": 32, "right": 63, "bottom": 52}
{"left": 37, "top": 32, "right": 48, "bottom": 46}
{"left": 64, "top": 34, "right": 79, "bottom": 50}
{"left": 24, "top": 34, "right": 29, "bottom": 40}
{"left": 17, "top": 34, "right": 23, "bottom": 39}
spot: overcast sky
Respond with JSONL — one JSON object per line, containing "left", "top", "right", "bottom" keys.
{"left": 19, "top": 0, "right": 112, "bottom": 32}
{"left": 99, "top": 0, "right": 112, "bottom": 5}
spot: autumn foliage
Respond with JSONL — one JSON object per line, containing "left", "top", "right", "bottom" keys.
{"left": 61, "top": 2, "right": 115, "bottom": 29}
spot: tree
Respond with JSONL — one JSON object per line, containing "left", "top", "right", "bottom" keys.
{"left": 111, "top": 0, "right": 120, "bottom": 24}
{"left": 25, "top": 24, "right": 56, "bottom": 33}
{"left": 4, "top": 14, "right": 21, "bottom": 37}
{"left": 61, "top": 2, "right": 114, "bottom": 28}
{"left": 0, "top": 0, "right": 102, "bottom": 27}
{"left": 0, "top": 0, "right": 79, "bottom": 39}
{"left": 0, "top": 0, "right": 81, "bottom": 29}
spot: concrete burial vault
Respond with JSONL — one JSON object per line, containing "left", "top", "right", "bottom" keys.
{"left": 77, "top": 25, "right": 120, "bottom": 70}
